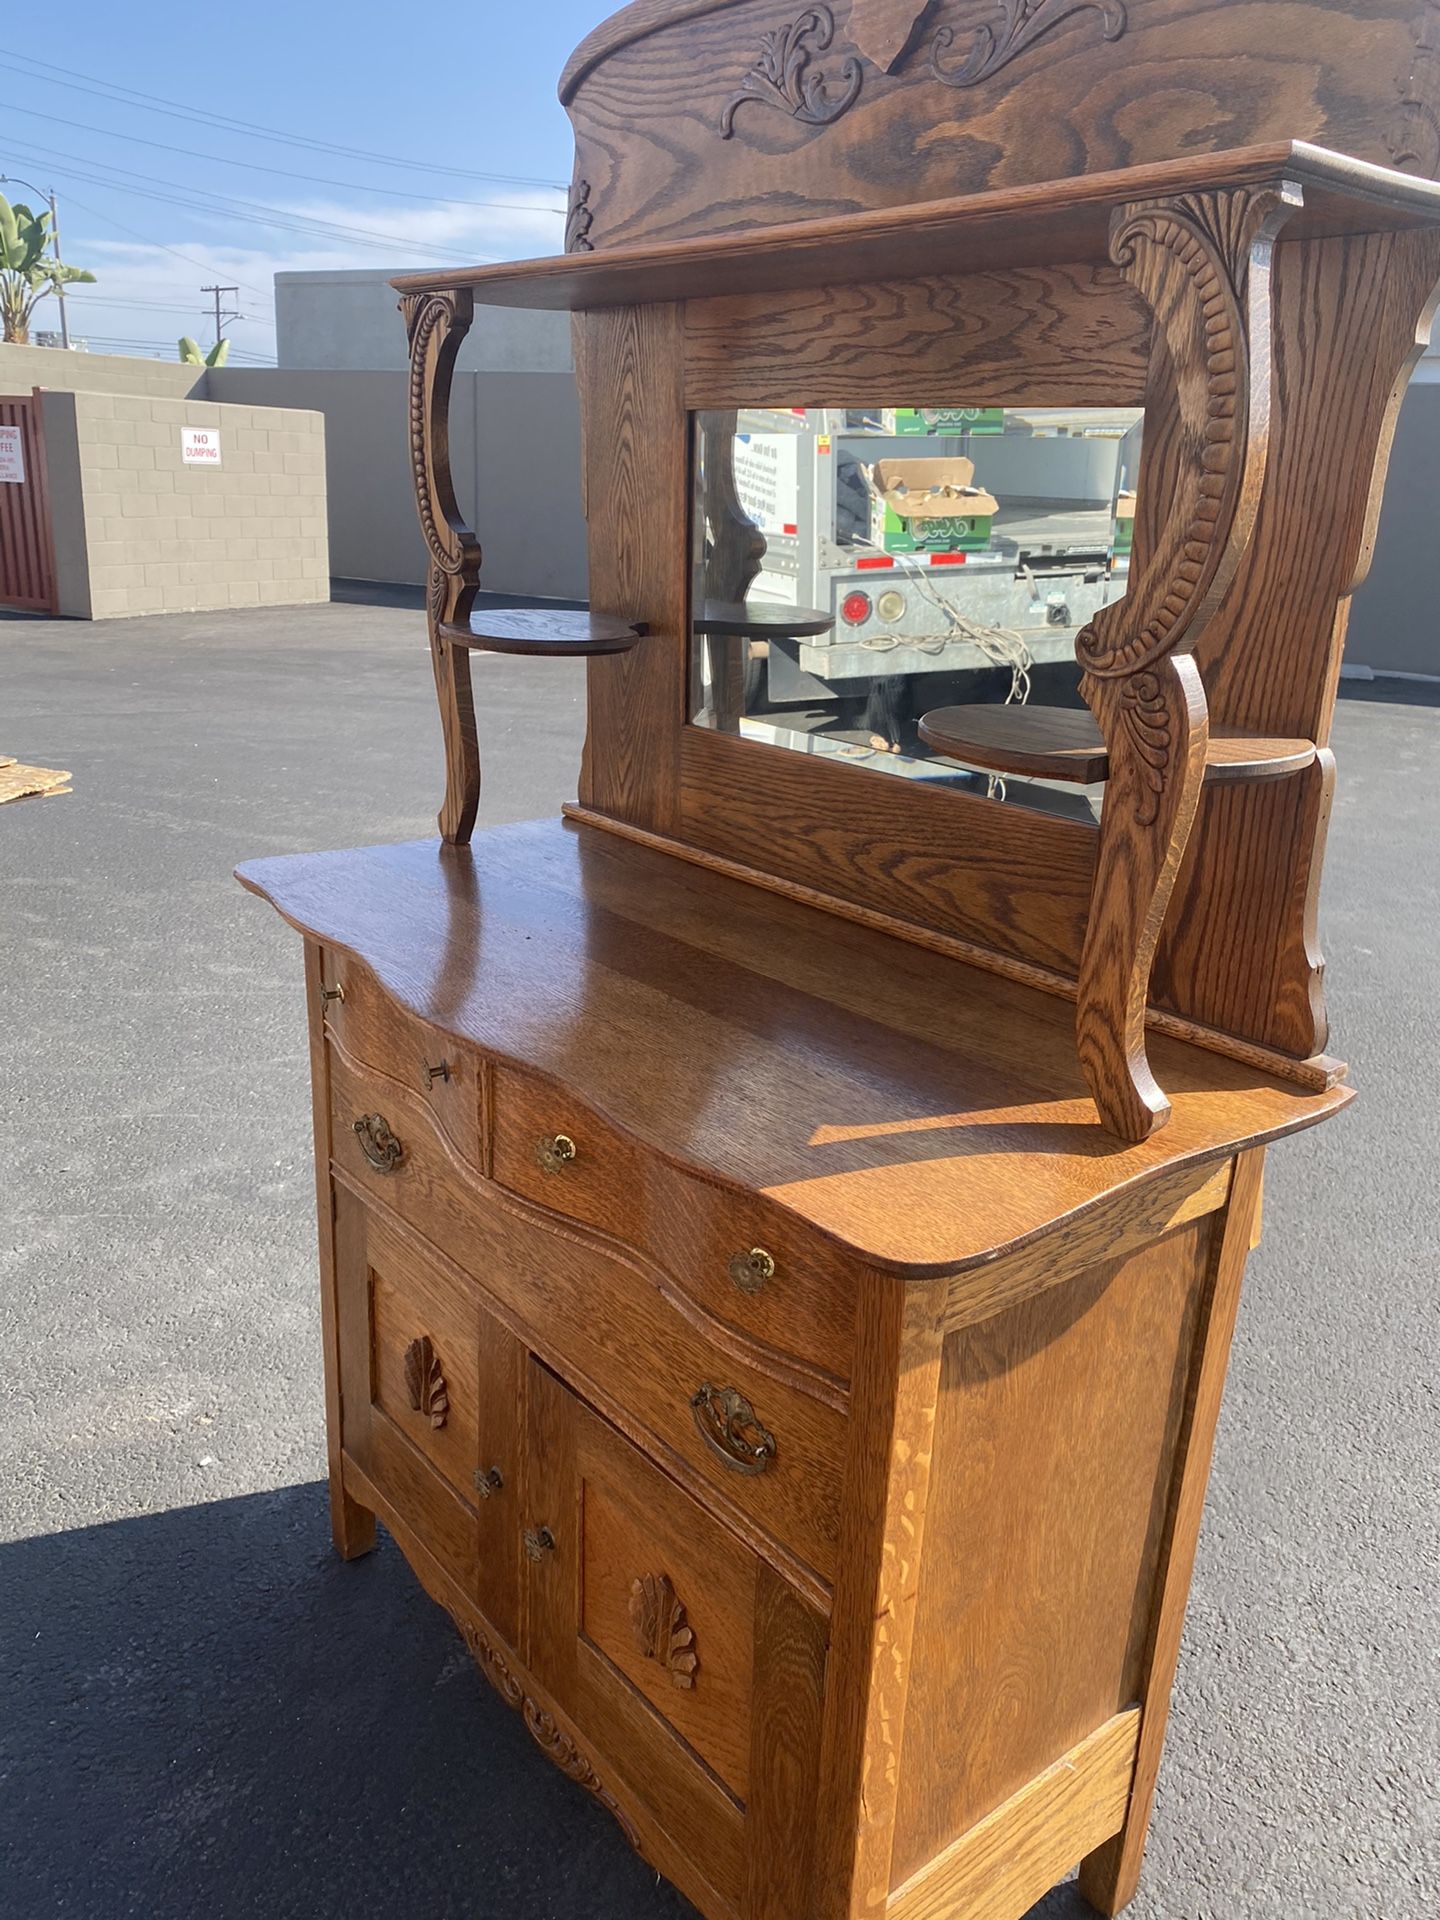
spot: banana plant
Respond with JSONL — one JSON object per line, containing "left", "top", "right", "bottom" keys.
{"left": 178, "top": 335, "right": 231, "bottom": 367}
{"left": 0, "top": 195, "right": 95, "bottom": 344}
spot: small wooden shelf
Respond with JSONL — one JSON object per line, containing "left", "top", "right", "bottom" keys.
{"left": 439, "top": 607, "right": 647, "bottom": 656}
{"left": 695, "top": 600, "right": 836, "bottom": 639}
{"left": 917, "top": 703, "right": 1317, "bottom": 785}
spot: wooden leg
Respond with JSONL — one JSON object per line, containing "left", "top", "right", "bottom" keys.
{"left": 329, "top": 1471, "right": 376, "bottom": 1560}
{"left": 428, "top": 607, "right": 480, "bottom": 845}
{"left": 1076, "top": 655, "right": 1210, "bottom": 1142}
{"left": 1077, "top": 1149, "right": 1265, "bottom": 1913}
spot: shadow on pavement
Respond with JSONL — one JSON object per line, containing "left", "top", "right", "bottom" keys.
{"left": 1, "top": 1484, "right": 1096, "bottom": 1920}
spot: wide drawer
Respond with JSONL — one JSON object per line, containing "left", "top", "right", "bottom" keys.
{"left": 328, "top": 1049, "right": 846, "bottom": 1588}
{"left": 490, "top": 1062, "right": 857, "bottom": 1387}
{"left": 319, "top": 947, "right": 482, "bottom": 1169}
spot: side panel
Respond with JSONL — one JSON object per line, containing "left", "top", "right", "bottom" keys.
{"left": 889, "top": 1213, "right": 1216, "bottom": 1888}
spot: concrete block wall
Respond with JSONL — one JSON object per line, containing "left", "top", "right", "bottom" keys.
{"left": 41, "top": 389, "right": 328, "bottom": 619}
{"left": 0, "top": 340, "right": 204, "bottom": 400}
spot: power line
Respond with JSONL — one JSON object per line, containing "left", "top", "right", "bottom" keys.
{"left": 0, "top": 98, "right": 568, "bottom": 208}
{"left": 0, "top": 140, "right": 552, "bottom": 260}
{"left": 0, "top": 48, "right": 567, "bottom": 188}
{"left": 64, "top": 292, "right": 277, "bottom": 325}
{"left": 47, "top": 189, "right": 272, "bottom": 298}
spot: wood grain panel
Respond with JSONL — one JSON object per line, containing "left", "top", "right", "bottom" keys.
{"left": 813, "top": 1278, "right": 948, "bottom": 1914}
{"left": 305, "top": 942, "right": 375, "bottom": 1560}
{"left": 1154, "top": 228, "right": 1440, "bottom": 1056}
{"left": 1078, "top": 1150, "right": 1266, "bottom": 1914}
{"left": 559, "top": 1, "right": 1437, "bottom": 252}
{"left": 888, "top": 1710, "right": 1139, "bottom": 1920}
{"left": 745, "top": 1566, "right": 829, "bottom": 1920}
{"left": 683, "top": 263, "right": 1151, "bottom": 409}
{"left": 889, "top": 1219, "right": 1213, "bottom": 1887}
{"left": 679, "top": 724, "right": 1096, "bottom": 978}
{"left": 576, "top": 303, "right": 688, "bottom": 833}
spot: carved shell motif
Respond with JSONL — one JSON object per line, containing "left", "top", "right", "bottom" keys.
{"left": 404, "top": 1334, "right": 449, "bottom": 1429}
{"left": 629, "top": 1574, "right": 699, "bottom": 1690}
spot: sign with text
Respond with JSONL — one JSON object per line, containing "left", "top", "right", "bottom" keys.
{"left": 0, "top": 425, "right": 26, "bottom": 485}
{"left": 180, "top": 427, "right": 221, "bottom": 467}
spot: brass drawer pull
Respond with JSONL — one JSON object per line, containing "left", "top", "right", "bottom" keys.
{"left": 535, "top": 1133, "right": 577, "bottom": 1174}
{"left": 354, "top": 1112, "right": 403, "bottom": 1173}
{"left": 728, "top": 1247, "right": 776, "bottom": 1294}
{"left": 523, "top": 1524, "right": 557, "bottom": 1561}
{"left": 320, "top": 983, "right": 344, "bottom": 1005}
{"left": 473, "top": 1466, "right": 504, "bottom": 1499}
{"left": 689, "top": 1383, "right": 777, "bottom": 1476}
{"left": 424, "top": 1059, "right": 451, "bottom": 1086}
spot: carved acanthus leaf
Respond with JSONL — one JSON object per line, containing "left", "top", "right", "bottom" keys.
{"left": 720, "top": 6, "right": 863, "bottom": 138}
{"left": 1074, "top": 184, "right": 1298, "bottom": 681}
{"left": 930, "top": 0, "right": 1127, "bottom": 88}
{"left": 629, "top": 1574, "right": 699, "bottom": 1690}
{"left": 403, "top": 1334, "right": 448, "bottom": 1429}
{"left": 1118, "top": 671, "right": 1172, "bottom": 826}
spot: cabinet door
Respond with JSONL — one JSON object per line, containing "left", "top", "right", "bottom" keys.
{"left": 523, "top": 1362, "right": 827, "bottom": 1920}
{"left": 335, "top": 1191, "right": 523, "bottom": 1645}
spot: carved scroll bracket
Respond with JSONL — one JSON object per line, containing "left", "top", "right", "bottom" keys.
{"left": 401, "top": 287, "right": 483, "bottom": 845}
{"left": 1072, "top": 182, "right": 1301, "bottom": 1142}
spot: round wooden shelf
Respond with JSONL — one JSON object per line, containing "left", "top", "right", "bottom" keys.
{"left": 441, "top": 608, "right": 647, "bottom": 656}
{"left": 695, "top": 600, "right": 836, "bottom": 639}
{"left": 918, "top": 703, "right": 1317, "bottom": 786}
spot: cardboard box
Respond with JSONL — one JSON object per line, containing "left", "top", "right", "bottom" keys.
{"left": 869, "top": 456, "right": 999, "bottom": 553}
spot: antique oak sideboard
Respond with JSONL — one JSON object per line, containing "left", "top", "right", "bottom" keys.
{"left": 238, "top": 5, "right": 1440, "bottom": 1916}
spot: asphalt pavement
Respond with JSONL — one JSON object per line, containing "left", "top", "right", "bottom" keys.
{"left": 1, "top": 592, "right": 1436, "bottom": 1919}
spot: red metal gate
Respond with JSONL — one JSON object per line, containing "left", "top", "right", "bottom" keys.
{"left": 0, "top": 390, "right": 58, "bottom": 613}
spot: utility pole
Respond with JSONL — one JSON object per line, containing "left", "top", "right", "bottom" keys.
{"left": 201, "top": 284, "right": 240, "bottom": 355}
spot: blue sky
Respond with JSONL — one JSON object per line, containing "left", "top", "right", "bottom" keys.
{"left": 0, "top": 1, "right": 604, "bottom": 360}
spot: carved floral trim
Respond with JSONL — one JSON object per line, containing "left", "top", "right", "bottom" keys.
{"left": 629, "top": 1574, "right": 699, "bottom": 1690}
{"left": 720, "top": 5, "right": 863, "bottom": 138}
{"left": 565, "top": 180, "right": 595, "bottom": 253}
{"left": 930, "top": 0, "right": 1127, "bottom": 88}
{"left": 404, "top": 1334, "right": 449, "bottom": 1429}
{"left": 451, "top": 1612, "right": 640, "bottom": 1849}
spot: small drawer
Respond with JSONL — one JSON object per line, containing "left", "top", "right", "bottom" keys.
{"left": 319, "top": 950, "right": 482, "bottom": 1169}
{"left": 492, "top": 1064, "right": 856, "bottom": 1387}
{"left": 490, "top": 1061, "right": 642, "bottom": 1239}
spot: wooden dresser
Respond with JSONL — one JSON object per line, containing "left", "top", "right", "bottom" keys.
{"left": 238, "top": 5, "right": 1440, "bottom": 1915}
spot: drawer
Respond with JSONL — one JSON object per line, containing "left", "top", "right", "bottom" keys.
{"left": 491, "top": 1063, "right": 856, "bottom": 1387}
{"left": 330, "top": 1052, "right": 845, "bottom": 1586}
{"left": 332, "top": 1188, "right": 523, "bottom": 1643}
{"left": 319, "top": 947, "right": 482, "bottom": 1168}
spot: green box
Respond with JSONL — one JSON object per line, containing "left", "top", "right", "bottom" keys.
{"left": 877, "top": 503, "right": 993, "bottom": 553}
{"left": 887, "top": 407, "right": 1005, "bottom": 437}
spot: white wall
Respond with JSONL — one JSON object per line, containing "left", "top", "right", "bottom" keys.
{"left": 274, "top": 269, "right": 573, "bottom": 374}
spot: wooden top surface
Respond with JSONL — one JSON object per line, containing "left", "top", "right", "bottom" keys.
{"left": 237, "top": 820, "right": 1350, "bottom": 1275}
{"left": 391, "top": 144, "right": 1440, "bottom": 311}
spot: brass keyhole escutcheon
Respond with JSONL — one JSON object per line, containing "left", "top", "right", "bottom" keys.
{"left": 354, "top": 1112, "right": 403, "bottom": 1173}
{"left": 473, "top": 1466, "right": 504, "bottom": 1499}
{"left": 535, "top": 1133, "right": 577, "bottom": 1174}
{"left": 523, "top": 1524, "right": 557, "bottom": 1561}
{"left": 728, "top": 1247, "right": 776, "bottom": 1294}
